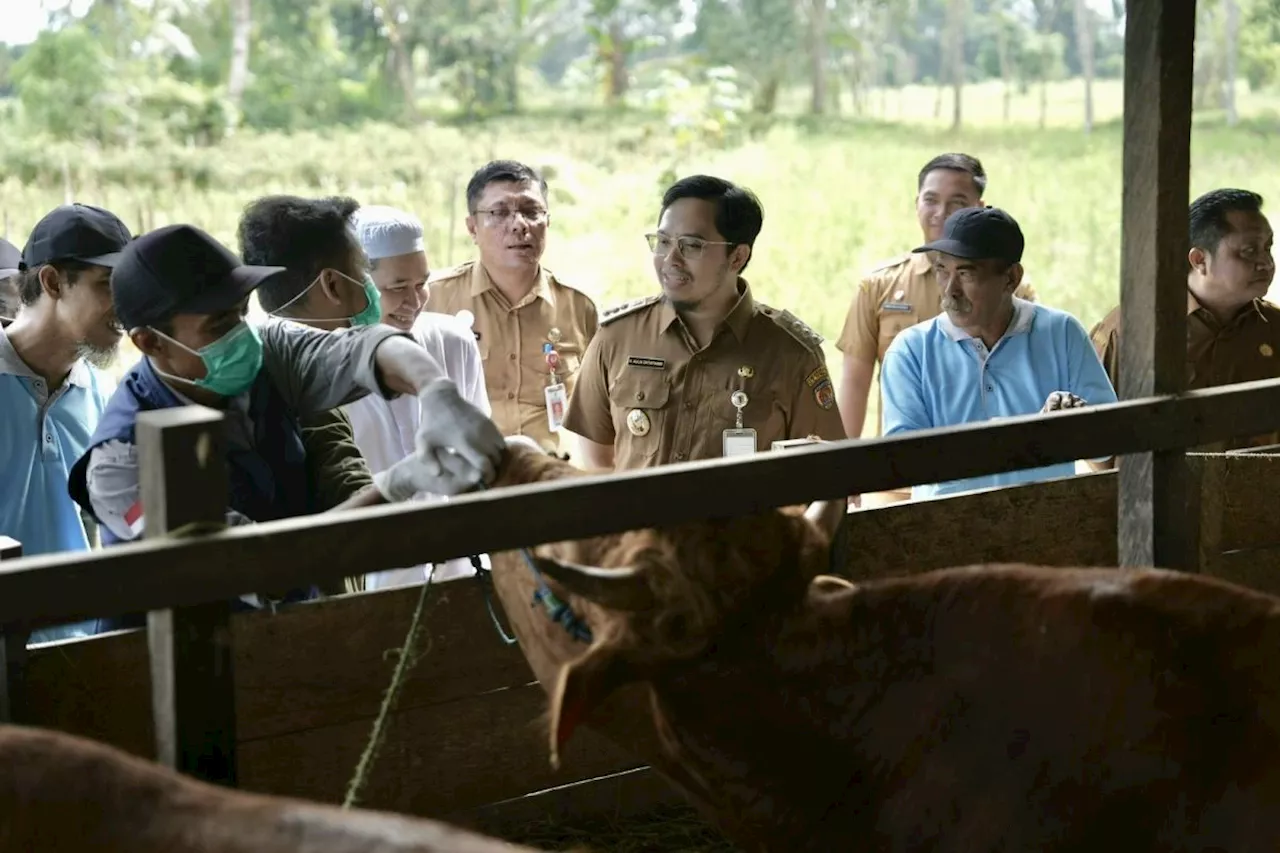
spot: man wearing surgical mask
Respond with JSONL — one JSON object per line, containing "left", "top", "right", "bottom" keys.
{"left": 68, "top": 224, "right": 504, "bottom": 554}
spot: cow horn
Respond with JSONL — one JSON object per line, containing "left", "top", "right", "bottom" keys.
{"left": 803, "top": 499, "right": 845, "bottom": 541}
{"left": 532, "top": 557, "right": 655, "bottom": 611}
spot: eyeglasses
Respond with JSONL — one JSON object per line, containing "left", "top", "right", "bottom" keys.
{"left": 645, "top": 233, "right": 733, "bottom": 260}
{"left": 473, "top": 207, "right": 549, "bottom": 227}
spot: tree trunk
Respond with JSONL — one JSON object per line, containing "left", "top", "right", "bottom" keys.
{"left": 226, "top": 0, "right": 251, "bottom": 118}
{"left": 807, "top": 0, "right": 828, "bottom": 115}
{"left": 996, "top": 13, "right": 1012, "bottom": 122}
{"left": 1074, "top": 0, "right": 1094, "bottom": 133}
{"left": 947, "top": 0, "right": 965, "bottom": 131}
{"left": 607, "top": 18, "right": 628, "bottom": 103}
{"left": 755, "top": 75, "right": 780, "bottom": 114}
{"left": 376, "top": 0, "right": 418, "bottom": 119}
{"left": 1224, "top": 0, "right": 1239, "bottom": 126}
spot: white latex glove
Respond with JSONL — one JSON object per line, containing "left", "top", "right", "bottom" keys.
{"left": 373, "top": 452, "right": 469, "bottom": 502}
{"left": 1041, "top": 390, "right": 1087, "bottom": 413}
{"left": 413, "top": 378, "right": 504, "bottom": 491}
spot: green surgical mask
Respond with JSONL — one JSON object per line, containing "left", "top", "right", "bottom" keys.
{"left": 152, "top": 321, "right": 264, "bottom": 398}
{"left": 349, "top": 274, "right": 383, "bottom": 327}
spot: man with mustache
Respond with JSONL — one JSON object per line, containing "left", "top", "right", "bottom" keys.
{"left": 564, "top": 174, "right": 845, "bottom": 471}
{"left": 1090, "top": 188, "right": 1280, "bottom": 452}
{"left": 425, "top": 160, "right": 598, "bottom": 458}
{"left": 879, "top": 206, "right": 1115, "bottom": 501}
{"left": 0, "top": 205, "right": 132, "bottom": 641}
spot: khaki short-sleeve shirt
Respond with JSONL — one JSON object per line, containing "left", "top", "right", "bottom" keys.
{"left": 425, "top": 261, "right": 598, "bottom": 451}
{"left": 563, "top": 280, "right": 846, "bottom": 471}
{"left": 1090, "top": 292, "right": 1280, "bottom": 448}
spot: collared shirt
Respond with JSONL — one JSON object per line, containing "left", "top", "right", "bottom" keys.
{"left": 1090, "top": 292, "right": 1280, "bottom": 448}
{"left": 837, "top": 252, "right": 1040, "bottom": 365}
{"left": 85, "top": 319, "right": 407, "bottom": 542}
{"left": 424, "top": 261, "right": 598, "bottom": 453}
{"left": 0, "top": 327, "right": 110, "bottom": 556}
{"left": 564, "top": 280, "right": 846, "bottom": 471}
{"left": 343, "top": 310, "right": 492, "bottom": 589}
{"left": 882, "top": 298, "right": 1117, "bottom": 499}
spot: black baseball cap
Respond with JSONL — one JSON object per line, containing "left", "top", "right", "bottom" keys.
{"left": 20, "top": 204, "right": 133, "bottom": 271}
{"left": 913, "top": 206, "right": 1025, "bottom": 265}
{"left": 0, "top": 237, "right": 19, "bottom": 278}
{"left": 112, "top": 224, "right": 287, "bottom": 331}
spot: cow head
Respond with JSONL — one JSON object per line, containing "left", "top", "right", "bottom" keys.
{"left": 491, "top": 439, "right": 846, "bottom": 768}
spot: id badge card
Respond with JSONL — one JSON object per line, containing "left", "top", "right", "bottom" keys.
{"left": 722, "top": 427, "right": 758, "bottom": 458}
{"left": 545, "top": 382, "right": 567, "bottom": 432}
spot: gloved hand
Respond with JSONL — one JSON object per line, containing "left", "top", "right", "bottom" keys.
{"left": 373, "top": 452, "right": 473, "bottom": 502}
{"left": 412, "top": 378, "right": 504, "bottom": 492}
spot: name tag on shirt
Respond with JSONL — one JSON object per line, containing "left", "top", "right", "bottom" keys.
{"left": 627, "top": 356, "right": 666, "bottom": 370}
{"left": 882, "top": 301, "right": 912, "bottom": 312}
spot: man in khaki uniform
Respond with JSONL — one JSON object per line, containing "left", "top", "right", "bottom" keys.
{"left": 426, "top": 160, "right": 598, "bottom": 455}
{"left": 565, "top": 174, "right": 845, "bottom": 471}
{"left": 835, "top": 153, "right": 1038, "bottom": 439}
{"left": 1091, "top": 188, "right": 1280, "bottom": 452}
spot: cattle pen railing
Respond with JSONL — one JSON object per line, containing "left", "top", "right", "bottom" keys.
{"left": 4, "top": 377, "right": 1280, "bottom": 833}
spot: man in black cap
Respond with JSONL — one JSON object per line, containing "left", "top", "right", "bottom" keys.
{"left": 0, "top": 236, "right": 21, "bottom": 324}
{"left": 0, "top": 204, "right": 133, "bottom": 641}
{"left": 68, "top": 224, "right": 504, "bottom": 561}
{"left": 877, "top": 206, "right": 1116, "bottom": 502}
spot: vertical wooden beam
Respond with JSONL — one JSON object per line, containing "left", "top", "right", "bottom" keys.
{"left": 138, "top": 407, "right": 238, "bottom": 785}
{"left": 0, "top": 536, "right": 26, "bottom": 724}
{"left": 1117, "top": 0, "right": 1197, "bottom": 570}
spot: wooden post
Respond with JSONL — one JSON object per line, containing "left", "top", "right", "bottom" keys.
{"left": 138, "top": 407, "right": 237, "bottom": 785}
{"left": 0, "top": 537, "right": 26, "bottom": 724}
{"left": 1117, "top": 0, "right": 1197, "bottom": 570}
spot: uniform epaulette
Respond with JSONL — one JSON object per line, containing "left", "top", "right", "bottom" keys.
{"left": 863, "top": 252, "right": 912, "bottom": 276}
{"left": 599, "top": 294, "right": 662, "bottom": 326}
{"left": 426, "top": 261, "right": 472, "bottom": 284}
{"left": 760, "top": 305, "right": 825, "bottom": 352}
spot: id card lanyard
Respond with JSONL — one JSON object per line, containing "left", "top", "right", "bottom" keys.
{"left": 722, "top": 388, "right": 756, "bottom": 457}
{"left": 544, "top": 342, "right": 567, "bottom": 433}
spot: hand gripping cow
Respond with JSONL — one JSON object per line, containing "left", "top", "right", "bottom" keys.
{"left": 490, "top": 437, "right": 1280, "bottom": 853}
{"left": 0, "top": 724, "right": 541, "bottom": 852}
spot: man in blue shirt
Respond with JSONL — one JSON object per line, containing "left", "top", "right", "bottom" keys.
{"left": 880, "top": 207, "right": 1117, "bottom": 500}
{"left": 0, "top": 204, "right": 133, "bottom": 642}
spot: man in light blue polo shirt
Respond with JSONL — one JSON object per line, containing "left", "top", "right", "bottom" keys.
{"left": 880, "top": 206, "right": 1117, "bottom": 500}
{"left": 1, "top": 204, "right": 132, "bottom": 642}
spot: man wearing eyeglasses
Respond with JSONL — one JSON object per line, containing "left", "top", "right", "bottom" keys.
{"left": 425, "top": 160, "right": 598, "bottom": 457}
{"left": 564, "top": 174, "right": 845, "bottom": 471}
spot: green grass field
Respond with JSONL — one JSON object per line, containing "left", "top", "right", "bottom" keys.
{"left": 5, "top": 76, "right": 1280, "bottom": 431}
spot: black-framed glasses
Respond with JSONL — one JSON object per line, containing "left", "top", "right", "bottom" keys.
{"left": 645, "top": 233, "right": 733, "bottom": 260}
{"left": 474, "top": 206, "right": 549, "bottom": 227}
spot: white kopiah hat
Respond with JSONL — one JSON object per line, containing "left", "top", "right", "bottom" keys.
{"left": 351, "top": 205, "right": 425, "bottom": 260}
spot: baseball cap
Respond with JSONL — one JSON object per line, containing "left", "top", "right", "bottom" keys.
{"left": 0, "top": 237, "right": 20, "bottom": 278}
{"left": 20, "top": 204, "right": 133, "bottom": 271}
{"left": 112, "top": 224, "right": 287, "bottom": 331}
{"left": 913, "top": 207, "right": 1025, "bottom": 265}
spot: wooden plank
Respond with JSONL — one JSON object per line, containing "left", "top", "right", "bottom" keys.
{"left": 842, "top": 472, "right": 1117, "bottom": 580}
{"left": 1209, "top": 454, "right": 1280, "bottom": 551}
{"left": 137, "top": 407, "right": 237, "bottom": 786}
{"left": 0, "top": 536, "right": 25, "bottom": 724}
{"left": 1209, "top": 548, "right": 1280, "bottom": 597}
{"left": 9, "top": 379, "right": 1280, "bottom": 631}
{"left": 1115, "top": 0, "right": 1197, "bottom": 570}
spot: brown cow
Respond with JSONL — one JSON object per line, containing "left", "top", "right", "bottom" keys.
{"left": 490, "top": 439, "right": 1280, "bottom": 852}
{"left": 0, "top": 723, "right": 543, "bottom": 852}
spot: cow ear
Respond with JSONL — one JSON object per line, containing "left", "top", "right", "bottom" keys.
{"left": 548, "top": 642, "right": 633, "bottom": 769}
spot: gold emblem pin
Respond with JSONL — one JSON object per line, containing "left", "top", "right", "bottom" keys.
{"left": 548, "top": 327, "right": 562, "bottom": 344}
{"left": 626, "top": 408, "right": 651, "bottom": 437}
{"left": 737, "top": 365, "right": 754, "bottom": 378}
{"left": 1262, "top": 344, "right": 1274, "bottom": 358}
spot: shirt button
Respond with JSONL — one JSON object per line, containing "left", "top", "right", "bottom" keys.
{"left": 508, "top": 353, "right": 516, "bottom": 360}
{"left": 683, "top": 401, "right": 694, "bottom": 411}
{"left": 985, "top": 385, "right": 994, "bottom": 393}
{"left": 675, "top": 451, "right": 686, "bottom": 461}
{"left": 507, "top": 391, "right": 515, "bottom": 399}
{"left": 635, "top": 391, "right": 645, "bottom": 401}
{"left": 45, "top": 434, "right": 54, "bottom": 443}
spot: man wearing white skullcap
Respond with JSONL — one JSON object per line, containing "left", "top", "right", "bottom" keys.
{"left": 345, "top": 203, "right": 493, "bottom": 590}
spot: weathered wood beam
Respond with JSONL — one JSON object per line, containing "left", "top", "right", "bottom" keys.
{"left": 1117, "top": 0, "right": 1197, "bottom": 569}
{"left": 5, "top": 379, "right": 1280, "bottom": 629}
{"left": 138, "top": 408, "right": 237, "bottom": 786}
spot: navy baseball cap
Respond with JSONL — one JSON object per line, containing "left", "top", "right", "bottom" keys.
{"left": 913, "top": 207, "right": 1025, "bottom": 265}
{"left": 0, "top": 237, "right": 20, "bottom": 278}
{"left": 112, "top": 224, "right": 287, "bottom": 331}
{"left": 20, "top": 204, "right": 133, "bottom": 271}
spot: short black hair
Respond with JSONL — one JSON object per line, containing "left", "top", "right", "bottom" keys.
{"left": 238, "top": 195, "right": 363, "bottom": 313}
{"left": 16, "top": 260, "right": 95, "bottom": 306}
{"left": 660, "top": 175, "right": 764, "bottom": 273}
{"left": 465, "top": 160, "right": 548, "bottom": 214}
{"left": 1189, "top": 188, "right": 1265, "bottom": 255}
{"left": 917, "top": 153, "right": 987, "bottom": 197}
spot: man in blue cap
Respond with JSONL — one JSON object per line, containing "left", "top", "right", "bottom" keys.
{"left": 68, "top": 223, "right": 503, "bottom": 561}
{"left": 879, "top": 206, "right": 1117, "bottom": 501}
{"left": 0, "top": 204, "right": 133, "bottom": 641}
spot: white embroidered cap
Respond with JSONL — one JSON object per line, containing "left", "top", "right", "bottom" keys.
{"left": 351, "top": 205, "right": 425, "bottom": 260}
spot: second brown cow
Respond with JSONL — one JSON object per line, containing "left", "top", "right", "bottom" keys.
{"left": 490, "top": 439, "right": 1280, "bottom": 852}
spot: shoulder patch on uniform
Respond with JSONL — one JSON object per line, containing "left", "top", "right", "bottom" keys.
{"left": 763, "top": 306, "right": 825, "bottom": 352}
{"left": 805, "top": 365, "right": 836, "bottom": 410}
{"left": 599, "top": 294, "right": 662, "bottom": 326}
